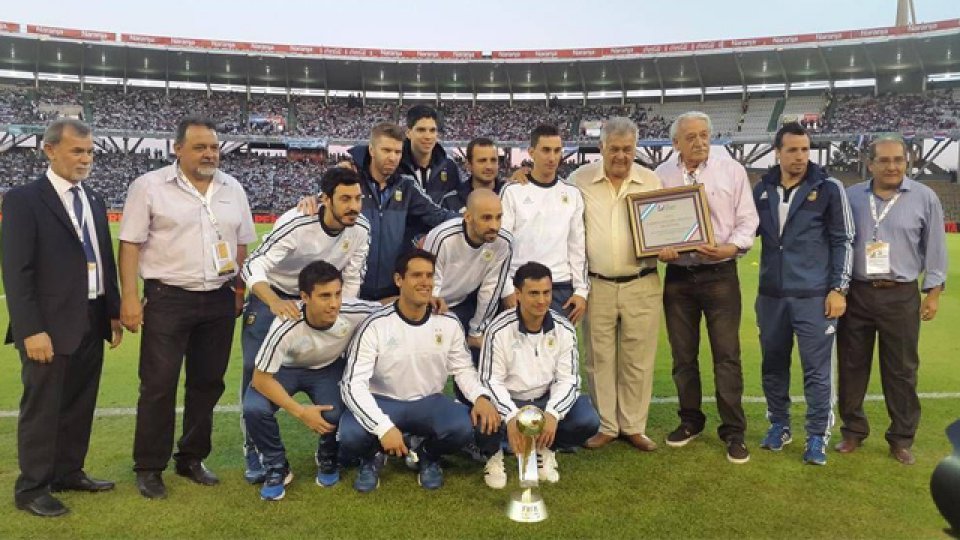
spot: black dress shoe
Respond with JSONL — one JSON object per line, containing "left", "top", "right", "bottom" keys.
{"left": 15, "top": 494, "right": 69, "bottom": 517}
{"left": 135, "top": 471, "right": 167, "bottom": 499}
{"left": 51, "top": 473, "right": 115, "bottom": 493}
{"left": 174, "top": 461, "right": 219, "bottom": 486}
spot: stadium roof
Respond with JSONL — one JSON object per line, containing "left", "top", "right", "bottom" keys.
{"left": 0, "top": 20, "right": 958, "bottom": 96}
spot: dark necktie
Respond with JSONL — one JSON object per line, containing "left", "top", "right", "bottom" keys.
{"left": 70, "top": 186, "right": 99, "bottom": 295}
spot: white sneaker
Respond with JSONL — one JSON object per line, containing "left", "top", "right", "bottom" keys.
{"left": 484, "top": 450, "right": 507, "bottom": 489}
{"left": 537, "top": 448, "right": 560, "bottom": 483}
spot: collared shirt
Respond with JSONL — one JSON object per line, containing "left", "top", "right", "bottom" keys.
{"left": 569, "top": 160, "right": 661, "bottom": 277}
{"left": 846, "top": 177, "right": 948, "bottom": 291}
{"left": 654, "top": 154, "right": 758, "bottom": 266}
{"left": 46, "top": 168, "right": 104, "bottom": 295}
{"left": 119, "top": 163, "right": 257, "bottom": 291}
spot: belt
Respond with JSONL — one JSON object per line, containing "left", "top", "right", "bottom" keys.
{"left": 669, "top": 259, "right": 736, "bottom": 273}
{"left": 853, "top": 279, "right": 913, "bottom": 289}
{"left": 588, "top": 267, "right": 656, "bottom": 283}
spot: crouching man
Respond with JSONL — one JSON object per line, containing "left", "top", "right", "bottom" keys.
{"left": 243, "top": 261, "right": 380, "bottom": 500}
{"left": 478, "top": 262, "right": 600, "bottom": 488}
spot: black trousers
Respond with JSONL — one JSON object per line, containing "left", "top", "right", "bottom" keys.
{"left": 837, "top": 280, "right": 921, "bottom": 448}
{"left": 15, "top": 300, "right": 106, "bottom": 505}
{"left": 133, "top": 281, "right": 235, "bottom": 472}
{"left": 663, "top": 261, "right": 747, "bottom": 441}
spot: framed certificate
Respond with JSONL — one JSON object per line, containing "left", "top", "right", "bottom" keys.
{"left": 625, "top": 184, "right": 715, "bottom": 258}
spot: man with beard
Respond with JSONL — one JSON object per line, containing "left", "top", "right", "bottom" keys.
{"left": 119, "top": 117, "right": 257, "bottom": 498}
{"left": 238, "top": 167, "right": 370, "bottom": 484}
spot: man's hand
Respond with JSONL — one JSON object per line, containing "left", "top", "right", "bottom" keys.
{"left": 506, "top": 417, "right": 523, "bottom": 455}
{"left": 471, "top": 396, "right": 501, "bottom": 435}
{"left": 536, "top": 412, "right": 559, "bottom": 450}
{"left": 379, "top": 427, "right": 408, "bottom": 457}
{"left": 921, "top": 292, "right": 940, "bottom": 322}
{"left": 430, "top": 296, "right": 449, "bottom": 314}
{"left": 824, "top": 290, "right": 846, "bottom": 319}
{"left": 510, "top": 169, "right": 529, "bottom": 183}
{"left": 657, "top": 247, "right": 680, "bottom": 263}
{"left": 379, "top": 295, "right": 399, "bottom": 305}
{"left": 120, "top": 295, "right": 143, "bottom": 333}
{"left": 466, "top": 335, "right": 483, "bottom": 350}
{"left": 296, "top": 404, "right": 336, "bottom": 434}
{"left": 501, "top": 293, "right": 517, "bottom": 310}
{"left": 24, "top": 332, "right": 54, "bottom": 363}
{"left": 269, "top": 298, "right": 301, "bottom": 321}
{"left": 109, "top": 319, "right": 123, "bottom": 349}
{"left": 695, "top": 243, "right": 739, "bottom": 262}
{"left": 563, "top": 294, "right": 587, "bottom": 325}
{"left": 297, "top": 195, "right": 320, "bottom": 215}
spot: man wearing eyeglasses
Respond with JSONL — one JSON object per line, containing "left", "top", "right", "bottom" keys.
{"left": 834, "top": 134, "right": 947, "bottom": 466}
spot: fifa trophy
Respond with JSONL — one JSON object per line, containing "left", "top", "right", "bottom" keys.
{"left": 506, "top": 405, "right": 548, "bottom": 523}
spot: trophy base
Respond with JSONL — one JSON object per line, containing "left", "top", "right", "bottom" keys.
{"left": 506, "top": 488, "right": 548, "bottom": 523}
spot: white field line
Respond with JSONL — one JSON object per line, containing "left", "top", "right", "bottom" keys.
{"left": 1, "top": 392, "right": 959, "bottom": 419}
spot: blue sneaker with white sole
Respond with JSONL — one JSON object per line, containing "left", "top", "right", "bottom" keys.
{"left": 353, "top": 457, "right": 382, "bottom": 493}
{"left": 803, "top": 435, "right": 828, "bottom": 466}
{"left": 315, "top": 454, "right": 340, "bottom": 487}
{"left": 260, "top": 467, "right": 293, "bottom": 501}
{"left": 759, "top": 423, "right": 793, "bottom": 452}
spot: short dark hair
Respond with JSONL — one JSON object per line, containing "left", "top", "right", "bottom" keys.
{"left": 370, "top": 122, "right": 405, "bottom": 145}
{"left": 466, "top": 137, "right": 497, "bottom": 162}
{"left": 319, "top": 166, "right": 361, "bottom": 198}
{"left": 530, "top": 124, "right": 561, "bottom": 148}
{"left": 513, "top": 261, "right": 552, "bottom": 289}
{"left": 394, "top": 248, "right": 436, "bottom": 277}
{"left": 298, "top": 260, "right": 343, "bottom": 295}
{"left": 405, "top": 104, "right": 439, "bottom": 129}
{"left": 175, "top": 116, "right": 217, "bottom": 145}
{"left": 774, "top": 122, "right": 808, "bottom": 149}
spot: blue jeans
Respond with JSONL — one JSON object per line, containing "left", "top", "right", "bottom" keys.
{"left": 338, "top": 394, "right": 496, "bottom": 462}
{"left": 242, "top": 361, "right": 345, "bottom": 471}
{"left": 239, "top": 294, "right": 278, "bottom": 453}
{"left": 478, "top": 394, "right": 601, "bottom": 456}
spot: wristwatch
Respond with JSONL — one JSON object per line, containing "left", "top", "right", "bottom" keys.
{"left": 832, "top": 287, "right": 848, "bottom": 297}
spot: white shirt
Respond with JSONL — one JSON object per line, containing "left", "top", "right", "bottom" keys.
{"left": 119, "top": 163, "right": 257, "bottom": 291}
{"left": 46, "top": 168, "right": 104, "bottom": 295}
{"left": 241, "top": 206, "right": 370, "bottom": 298}
{"left": 341, "top": 303, "right": 489, "bottom": 438}
{"left": 478, "top": 309, "right": 580, "bottom": 421}
{"left": 500, "top": 177, "right": 589, "bottom": 298}
{"left": 422, "top": 218, "right": 513, "bottom": 337}
{"left": 254, "top": 299, "right": 382, "bottom": 373}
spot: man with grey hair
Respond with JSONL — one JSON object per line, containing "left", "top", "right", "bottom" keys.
{"left": 654, "top": 111, "right": 758, "bottom": 464}
{"left": 567, "top": 117, "right": 663, "bottom": 452}
{"left": 3, "top": 118, "right": 122, "bottom": 517}
{"left": 835, "top": 133, "right": 947, "bottom": 466}
{"left": 120, "top": 116, "right": 257, "bottom": 499}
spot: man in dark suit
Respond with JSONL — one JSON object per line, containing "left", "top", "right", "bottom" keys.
{"left": 2, "top": 118, "right": 122, "bottom": 517}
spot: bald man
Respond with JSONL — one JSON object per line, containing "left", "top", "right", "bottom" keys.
{"left": 423, "top": 189, "right": 514, "bottom": 356}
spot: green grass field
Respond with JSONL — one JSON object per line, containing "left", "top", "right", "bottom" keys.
{"left": 0, "top": 224, "right": 958, "bottom": 539}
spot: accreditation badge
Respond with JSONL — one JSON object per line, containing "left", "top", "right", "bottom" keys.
{"left": 212, "top": 240, "right": 237, "bottom": 276}
{"left": 87, "top": 263, "right": 98, "bottom": 300}
{"left": 865, "top": 241, "right": 891, "bottom": 275}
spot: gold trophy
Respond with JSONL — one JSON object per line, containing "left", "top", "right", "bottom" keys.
{"left": 506, "top": 405, "right": 548, "bottom": 523}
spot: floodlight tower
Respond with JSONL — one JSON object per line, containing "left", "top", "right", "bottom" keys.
{"left": 895, "top": 0, "right": 916, "bottom": 26}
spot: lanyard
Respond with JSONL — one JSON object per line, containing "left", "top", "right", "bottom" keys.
{"left": 868, "top": 191, "right": 901, "bottom": 242}
{"left": 176, "top": 167, "right": 223, "bottom": 241}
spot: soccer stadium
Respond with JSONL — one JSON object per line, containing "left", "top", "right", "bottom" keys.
{"left": 1, "top": 1, "right": 959, "bottom": 537}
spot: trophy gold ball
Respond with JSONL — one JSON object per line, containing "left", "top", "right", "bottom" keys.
{"left": 516, "top": 406, "right": 545, "bottom": 437}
